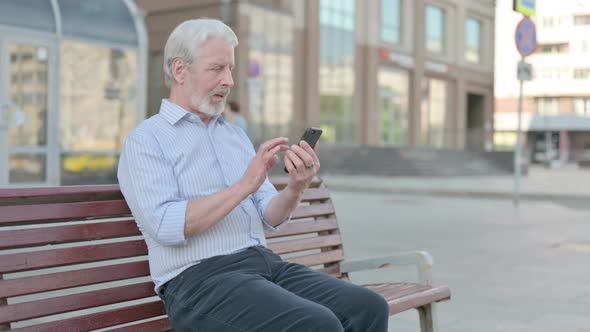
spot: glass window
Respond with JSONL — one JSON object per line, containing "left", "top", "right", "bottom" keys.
{"left": 574, "top": 68, "right": 590, "bottom": 79}
{"left": 10, "top": 154, "right": 46, "bottom": 183}
{"left": 58, "top": 0, "right": 137, "bottom": 45}
{"left": 8, "top": 44, "right": 49, "bottom": 148}
{"left": 537, "top": 98, "right": 559, "bottom": 115}
{"left": 573, "top": 98, "right": 590, "bottom": 117}
{"left": 465, "top": 17, "right": 481, "bottom": 63}
{"left": 574, "top": 15, "right": 590, "bottom": 26}
{"left": 377, "top": 68, "right": 409, "bottom": 146}
{"left": 60, "top": 41, "right": 138, "bottom": 184}
{"left": 247, "top": 5, "right": 295, "bottom": 144}
{"left": 381, "top": 0, "right": 402, "bottom": 44}
{"left": 420, "top": 78, "right": 447, "bottom": 148}
{"left": 425, "top": 4, "right": 445, "bottom": 54}
{"left": 0, "top": 0, "right": 56, "bottom": 32}
{"left": 320, "top": 0, "right": 355, "bottom": 144}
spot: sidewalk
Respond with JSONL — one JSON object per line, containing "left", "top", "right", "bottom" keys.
{"left": 321, "top": 164, "right": 590, "bottom": 200}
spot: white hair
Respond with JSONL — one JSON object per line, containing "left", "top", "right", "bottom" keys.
{"left": 163, "top": 19, "right": 238, "bottom": 88}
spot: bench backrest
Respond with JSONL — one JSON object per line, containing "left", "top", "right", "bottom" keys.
{"left": 0, "top": 177, "right": 343, "bottom": 331}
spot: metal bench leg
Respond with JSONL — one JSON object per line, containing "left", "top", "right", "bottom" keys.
{"left": 418, "top": 303, "right": 438, "bottom": 332}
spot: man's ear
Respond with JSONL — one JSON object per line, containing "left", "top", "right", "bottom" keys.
{"left": 172, "top": 58, "right": 186, "bottom": 85}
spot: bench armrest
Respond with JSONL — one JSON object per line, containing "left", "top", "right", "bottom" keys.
{"left": 340, "top": 251, "right": 434, "bottom": 286}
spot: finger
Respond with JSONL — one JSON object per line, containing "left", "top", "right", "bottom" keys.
{"left": 286, "top": 150, "right": 305, "bottom": 172}
{"left": 291, "top": 144, "right": 314, "bottom": 168}
{"left": 263, "top": 144, "right": 288, "bottom": 164}
{"left": 258, "top": 137, "right": 289, "bottom": 154}
{"left": 298, "top": 141, "right": 319, "bottom": 165}
{"left": 284, "top": 155, "right": 296, "bottom": 174}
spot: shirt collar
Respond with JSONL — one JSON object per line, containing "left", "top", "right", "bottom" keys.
{"left": 160, "top": 99, "right": 227, "bottom": 126}
{"left": 160, "top": 99, "right": 189, "bottom": 125}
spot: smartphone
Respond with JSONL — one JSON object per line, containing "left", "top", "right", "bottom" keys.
{"left": 284, "top": 127, "right": 323, "bottom": 173}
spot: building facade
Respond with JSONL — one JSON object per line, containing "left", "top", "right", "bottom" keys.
{"left": 495, "top": 0, "right": 590, "bottom": 164}
{"left": 137, "top": 0, "right": 495, "bottom": 150}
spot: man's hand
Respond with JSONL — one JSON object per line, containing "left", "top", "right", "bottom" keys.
{"left": 284, "top": 140, "right": 320, "bottom": 194}
{"left": 239, "top": 137, "right": 289, "bottom": 195}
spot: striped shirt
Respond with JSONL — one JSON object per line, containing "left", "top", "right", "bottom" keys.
{"left": 117, "top": 99, "right": 278, "bottom": 293}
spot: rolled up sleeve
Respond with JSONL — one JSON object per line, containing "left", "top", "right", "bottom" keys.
{"left": 252, "top": 178, "right": 282, "bottom": 231}
{"left": 117, "top": 133, "right": 188, "bottom": 246}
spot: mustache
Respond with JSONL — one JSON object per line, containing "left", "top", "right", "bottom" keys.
{"left": 210, "top": 88, "right": 230, "bottom": 97}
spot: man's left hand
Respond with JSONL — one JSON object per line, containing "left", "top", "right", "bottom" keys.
{"left": 284, "top": 140, "right": 320, "bottom": 194}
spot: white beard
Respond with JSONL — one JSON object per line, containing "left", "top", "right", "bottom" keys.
{"left": 191, "top": 88, "right": 229, "bottom": 117}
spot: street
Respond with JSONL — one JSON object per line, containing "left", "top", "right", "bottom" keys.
{"left": 331, "top": 191, "right": 590, "bottom": 332}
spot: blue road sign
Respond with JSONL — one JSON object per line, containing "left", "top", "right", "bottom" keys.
{"left": 515, "top": 16, "right": 537, "bottom": 57}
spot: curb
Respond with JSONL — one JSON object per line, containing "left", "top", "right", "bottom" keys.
{"left": 325, "top": 183, "right": 590, "bottom": 202}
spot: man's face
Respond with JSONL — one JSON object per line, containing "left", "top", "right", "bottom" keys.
{"left": 186, "top": 37, "right": 235, "bottom": 117}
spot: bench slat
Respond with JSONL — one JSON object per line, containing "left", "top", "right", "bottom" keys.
{"left": 300, "top": 188, "right": 331, "bottom": 202}
{"left": 268, "top": 234, "right": 342, "bottom": 255}
{"left": 287, "top": 249, "right": 343, "bottom": 267}
{"left": 0, "top": 200, "right": 131, "bottom": 225}
{"left": 0, "top": 219, "right": 141, "bottom": 250}
{"left": 290, "top": 203, "right": 335, "bottom": 220}
{"left": 110, "top": 317, "right": 173, "bottom": 332}
{"left": 0, "top": 240, "right": 147, "bottom": 273}
{"left": 271, "top": 177, "right": 322, "bottom": 190}
{"left": 10, "top": 301, "right": 165, "bottom": 332}
{"left": 0, "top": 185, "right": 121, "bottom": 199}
{"left": 365, "top": 283, "right": 451, "bottom": 315}
{"left": 0, "top": 261, "right": 149, "bottom": 298}
{"left": 0, "top": 282, "right": 155, "bottom": 324}
{"left": 265, "top": 218, "right": 339, "bottom": 239}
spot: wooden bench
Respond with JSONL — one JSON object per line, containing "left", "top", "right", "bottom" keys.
{"left": 0, "top": 177, "right": 450, "bottom": 331}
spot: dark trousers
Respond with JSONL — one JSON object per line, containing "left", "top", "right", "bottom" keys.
{"left": 160, "top": 246, "right": 389, "bottom": 332}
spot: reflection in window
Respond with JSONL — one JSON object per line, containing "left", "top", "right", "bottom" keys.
{"left": 426, "top": 4, "right": 445, "bottom": 54}
{"left": 377, "top": 68, "right": 409, "bottom": 145}
{"left": 8, "top": 44, "right": 49, "bottom": 148}
{"left": 60, "top": 41, "right": 138, "bottom": 184}
{"left": 381, "top": 0, "right": 402, "bottom": 44}
{"left": 465, "top": 17, "right": 481, "bottom": 63}
{"left": 9, "top": 154, "right": 46, "bottom": 183}
{"left": 574, "top": 98, "right": 590, "bottom": 117}
{"left": 247, "top": 5, "right": 294, "bottom": 144}
{"left": 320, "top": 0, "right": 355, "bottom": 144}
{"left": 421, "top": 78, "right": 447, "bottom": 148}
{"left": 537, "top": 98, "right": 559, "bottom": 115}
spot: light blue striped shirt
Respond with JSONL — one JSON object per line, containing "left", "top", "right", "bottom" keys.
{"left": 117, "top": 99, "right": 279, "bottom": 293}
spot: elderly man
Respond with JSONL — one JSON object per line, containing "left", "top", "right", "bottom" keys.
{"left": 117, "top": 19, "right": 388, "bottom": 332}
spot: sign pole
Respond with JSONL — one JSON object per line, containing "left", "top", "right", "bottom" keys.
{"left": 514, "top": 59, "right": 524, "bottom": 207}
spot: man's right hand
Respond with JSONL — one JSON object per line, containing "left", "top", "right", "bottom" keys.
{"left": 238, "top": 137, "right": 289, "bottom": 195}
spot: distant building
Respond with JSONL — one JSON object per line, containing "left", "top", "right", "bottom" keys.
{"left": 137, "top": 0, "right": 495, "bottom": 149}
{"left": 494, "top": 0, "right": 590, "bottom": 165}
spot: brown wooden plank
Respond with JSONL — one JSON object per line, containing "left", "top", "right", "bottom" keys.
{"left": 0, "top": 200, "right": 131, "bottom": 225}
{"left": 268, "top": 234, "right": 342, "bottom": 255}
{"left": 0, "top": 240, "right": 147, "bottom": 274}
{"left": 0, "top": 185, "right": 121, "bottom": 199}
{"left": 0, "top": 282, "right": 156, "bottom": 324}
{"left": 286, "top": 249, "right": 343, "bottom": 267}
{"left": 0, "top": 261, "right": 150, "bottom": 298}
{"left": 300, "top": 188, "right": 331, "bottom": 202}
{"left": 265, "top": 218, "right": 339, "bottom": 239}
{"left": 0, "top": 219, "right": 141, "bottom": 250}
{"left": 366, "top": 283, "right": 430, "bottom": 301}
{"left": 10, "top": 301, "right": 165, "bottom": 332}
{"left": 271, "top": 176, "right": 322, "bottom": 190}
{"left": 110, "top": 317, "right": 173, "bottom": 332}
{"left": 290, "top": 203, "right": 335, "bottom": 220}
{"left": 387, "top": 286, "right": 451, "bottom": 315}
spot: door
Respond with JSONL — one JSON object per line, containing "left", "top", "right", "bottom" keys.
{"left": 0, "top": 37, "right": 57, "bottom": 186}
